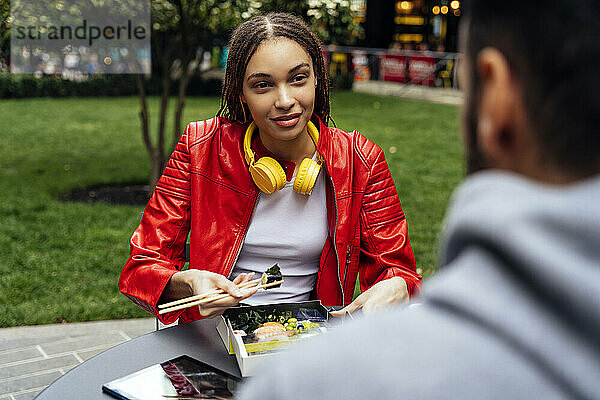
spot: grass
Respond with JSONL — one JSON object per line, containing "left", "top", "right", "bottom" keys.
{"left": 330, "top": 94, "right": 463, "bottom": 282}
{"left": 0, "top": 91, "right": 463, "bottom": 327}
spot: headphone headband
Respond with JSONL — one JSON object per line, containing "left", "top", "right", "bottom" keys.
{"left": 243, "top": 122, "right": 256, "bottom": 165}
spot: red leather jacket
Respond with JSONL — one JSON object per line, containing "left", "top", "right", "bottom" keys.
{"left": 119, "top": 116, "right": 421, "bottom": 324}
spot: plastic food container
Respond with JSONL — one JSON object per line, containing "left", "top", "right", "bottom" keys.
{"left": 216, "top": 300, "right": 332, "bottom": 377}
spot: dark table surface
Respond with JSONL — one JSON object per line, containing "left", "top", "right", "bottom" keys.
{"left": 34, "top": 319, "right": 242, "bottom": 400}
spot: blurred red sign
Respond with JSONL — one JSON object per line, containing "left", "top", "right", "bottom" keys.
{"left": 408, "top": 55, "right": 436, "bottom": 86}
{"left": 380, "top": 55, "right": 406, "bottom": 83}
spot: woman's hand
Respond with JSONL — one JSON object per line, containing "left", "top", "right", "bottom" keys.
{"left": 161, "top": 270, "right": 259, "bottom": 318}
{"left": 329, "top": 277, "right": 409, "bottom": 316}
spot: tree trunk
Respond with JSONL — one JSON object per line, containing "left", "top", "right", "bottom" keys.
{"left": 171, "top": 0, "right": 193, "bottom": 154}
{"left": 149, "top": 75, "right": 169, "bottom": 190}
{"left": 149, "top": 147, "right": 162, "bottom": 191}
{"left": 136, "top": 75, "right": 157, "bottom": 192}
{"left": 172, "top": 65, "right": 190, "bottom": 153}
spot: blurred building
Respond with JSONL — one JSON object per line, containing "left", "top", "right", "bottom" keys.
{"left": 362, "top": 0, "right": 462, "bottom": 51}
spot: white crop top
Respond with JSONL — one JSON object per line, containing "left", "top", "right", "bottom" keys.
{"left": 230, "top": 159, "right": 328, "bottom": 305}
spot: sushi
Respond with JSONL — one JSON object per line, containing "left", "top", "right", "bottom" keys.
{"left": 253, "top": 322, "right": 288, "bottom": 341}
{"left": 260, "top": 264, "right": 283, "bottom": 288}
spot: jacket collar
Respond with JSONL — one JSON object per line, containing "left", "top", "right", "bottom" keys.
{"left": 312, "top": 114, "right": 338, "bottom": 176}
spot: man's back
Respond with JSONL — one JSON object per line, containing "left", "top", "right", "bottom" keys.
{"left": 241, "top": 172, "right": 600, "bottom": 399}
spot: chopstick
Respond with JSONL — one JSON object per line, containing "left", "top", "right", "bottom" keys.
{"left": 158, "top": 277, "right": 262, "bottom": 310}
{"left": 158, "top": 280, "right": 284, "bottom": 315}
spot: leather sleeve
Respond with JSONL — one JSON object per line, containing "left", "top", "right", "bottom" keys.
{"left": 118, "top": 123, "right": 195, "bottom": 324}
{"left": 358, "top": 143, "right": 422, "bottom": 298}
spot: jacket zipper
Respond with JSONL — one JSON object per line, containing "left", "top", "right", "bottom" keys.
{"left": 344, "top": 244, "right": 352, "bottom": 289}
{"left": 328, "top": 175, "right": 344, "bottom": 305}
{"left": 226, "top": 191, "right": 260, "bottom": 278}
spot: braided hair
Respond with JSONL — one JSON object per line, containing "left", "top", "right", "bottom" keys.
{"left": 217, "top": 13, "right": 331, "bottom": 126}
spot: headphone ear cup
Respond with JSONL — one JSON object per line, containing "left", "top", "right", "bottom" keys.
{"left": 293, "top": 158, "right": 321, "bottom": 195}
{"left": 250, "top": 157, "right": 287, "bottom": 194}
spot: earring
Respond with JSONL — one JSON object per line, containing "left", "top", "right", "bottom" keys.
{"left": 240, "top": 99, "right": 248, "bottom": 122}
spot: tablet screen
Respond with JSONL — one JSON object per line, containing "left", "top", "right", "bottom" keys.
{"left": 102, "top": 355, "right": 240, "bottom": 400}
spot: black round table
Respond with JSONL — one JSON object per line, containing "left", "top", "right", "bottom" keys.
{"left": 35, "top": 319, "right": 241, "bottom": 400}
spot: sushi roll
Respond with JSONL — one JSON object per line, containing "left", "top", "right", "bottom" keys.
{"left": 261, "top": 264, "right": 283, "bottom": 288}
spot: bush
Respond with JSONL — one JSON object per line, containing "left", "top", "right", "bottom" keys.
{"left": 0, "top": 73, "right": 224, "bottom": 98}
{"left": 330, "top": 72, "right": 354, "bottom": 90}
{"left": 18, "top": 75, "right": 41, "bottom": 98}
{"left": 41, "top": 77, "right": 66, "bottom": 97}
{"left": 0, "top": 73, "right": 12, "bottom": 97}
{"left": 187, "top": 75, "right": 222, "bottom": 96}
{"left": 0, "top": 73, "right": 22, "bottom": 98}
{"left": 106, "top": 75, "right": 137, "bottom": 96}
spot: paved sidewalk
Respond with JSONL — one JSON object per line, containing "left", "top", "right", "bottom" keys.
{"left": 0, "top": 318, "right": 155, "bottom": 400}
{"left": 353, "top": 81, "right": 464, "bottom": 105}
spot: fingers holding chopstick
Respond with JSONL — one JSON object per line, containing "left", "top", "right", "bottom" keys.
{"left": 158, "top": 279, "right": 283, "bottom": 316}
{"left": 232, "top": 272, "right": 255, "bottom": 286}
{"left": 157, "top": 269, "right": 288, "bottom": 318}
{"left": 158, "top": 270, "right": 262, "bottom": 318}
{"left": 158, "top": 272, "right": 260, "bottom": 311}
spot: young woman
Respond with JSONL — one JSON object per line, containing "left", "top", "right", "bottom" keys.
{"left": 119, "top": 13, "right": 421, "bottom": 324}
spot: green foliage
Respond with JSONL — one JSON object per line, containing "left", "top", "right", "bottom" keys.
{"left": 40, "top": 76, "right": 68, "bottom": 97}
{"left": 0, "top": 0, "right": 10, "bottom": 67}
{"left": 0, "top": 92, "right": 462, "bottom": 327}
{"left": 148, "top": 0, "right": 361, "bottom": 48}
{"left": 329, "top": 72, "right": 354, "bottom": 90}
{"left": 254, "top": 0, "right": 363, "bottom": 45}
{"left": 17, "top": 74, "right": 40, "bottom": 97}
{"left": 305, "top": 0, "right": 364, "bottom": 45}
{"left": 0, "top": 73, "right": 222, "bottom": 98}
{"left": 0, "top": 0, "right": 362, "bottom": 72}
{"left": 151, "top": 0, "right": 243, "bottom": 38}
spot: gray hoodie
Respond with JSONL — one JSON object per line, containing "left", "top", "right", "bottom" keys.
{"left": 240, "top": 171, "right": 600, "bottom": 400}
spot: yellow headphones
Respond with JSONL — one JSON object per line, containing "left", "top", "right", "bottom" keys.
{"left": 243, "top": 120, "right": 323, "bottom": 195}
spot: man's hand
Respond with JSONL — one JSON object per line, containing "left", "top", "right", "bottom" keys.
{"left": 330, "top": 277, "right": 408, "bottom": 316}
{"left": 161, "top": 270, "right": 259, "bottom": 318}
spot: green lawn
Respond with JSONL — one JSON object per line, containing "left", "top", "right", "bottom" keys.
{"left": 0, "top": 91, "right": 463, "bottom": 327}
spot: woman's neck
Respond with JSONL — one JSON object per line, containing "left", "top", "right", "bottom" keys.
{"left": 259, "top": 127, "right": 316, "bottom": 166}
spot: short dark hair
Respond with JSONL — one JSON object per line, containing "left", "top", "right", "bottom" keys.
{"left": 217, "top": 13, "right": 331, "bottom": 126}
{"left": 464, "top": 0, "right": 600, "bottom": 176}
